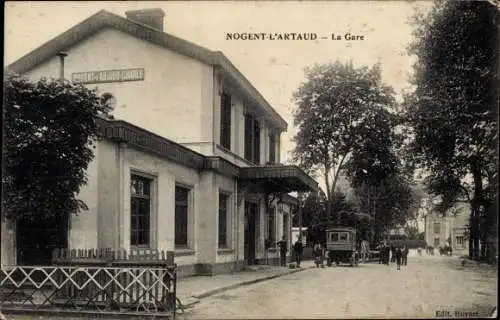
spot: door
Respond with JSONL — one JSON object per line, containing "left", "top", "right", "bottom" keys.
{"left": 16, "top": 216, "right": 67, "bottom": 265}
{"left": 244, "top": 201, "right": 258, "bottom": 265}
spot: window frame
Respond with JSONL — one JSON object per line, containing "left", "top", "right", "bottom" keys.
{"left": 130, "top": 174, "right": 153, "bottom": 248}
{"left": 268, "top": 133, "right": 276, "bottom": 164}
{"left": 330, "top": 232, "right": 339, "bottom": 242}
{"left": 339, "top": 232, "right": 348, "bottom": 241}
{"left": 218, "top": 192, "right": 230, "bottom": 248}
{"left": 219, "top": 93, "right": 232, "bottom": 150}
{"left": 244, "top": 113, "right": 261, "bottom": 164}
{"left": 175, "top": 185, "right": 191, "bottom": 249}
{"left": 433, "top": 222, "right": 441, "bottom": 234}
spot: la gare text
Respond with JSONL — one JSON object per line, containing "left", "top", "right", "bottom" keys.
{"left": 225, "top": 33, "right": 365, "bottom": 41}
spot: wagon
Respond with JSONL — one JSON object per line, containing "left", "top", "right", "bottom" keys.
{"left": 325, "top": 227, "right": 359, "bottom": 267}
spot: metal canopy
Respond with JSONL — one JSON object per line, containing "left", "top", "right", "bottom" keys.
{"left": 239, "top": 165, "right": 319, "bottom": 193}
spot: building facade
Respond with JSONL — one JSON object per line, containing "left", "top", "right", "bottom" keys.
{"left": 2, "top": 8, "right": 318, "bottom": 276}
{"left": 423, "top": 203, "right": 469, "bottom": 255}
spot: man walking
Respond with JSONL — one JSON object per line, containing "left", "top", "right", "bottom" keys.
{"left": 277, "top": 236, "right": 288, "bottom": 267}
{"left": 395, "top": 246, "right": 402, "bottom": 270}
{"left": 293, "top": 237, "right": 303, "bottom": 268}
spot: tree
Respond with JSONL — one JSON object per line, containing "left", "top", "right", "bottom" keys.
{"left": 350, "top": 173, "right": 416, "bottom": 245}
{"left": 404, "top": 0, "right": 498, "bottom": 260}
{"left": 295, "top": 190, "right": 367, "bottom": 244}
{"left": 3, "top": 75, "right": 109, "bottom": 247}
{"left": 292, "top": 61, "right": 396, "bottom": 219}
{"left": 339, "top": 96, "right": 417, "bottom": 244}
{"left": 294, "top": 191, "right": 327, "bottom": 243}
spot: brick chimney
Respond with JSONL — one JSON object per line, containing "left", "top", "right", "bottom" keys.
{"left": 125, "top": 8, "right": 165, "bottom": 31}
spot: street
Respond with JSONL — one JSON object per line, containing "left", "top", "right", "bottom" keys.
{"left": 181, "top": 256, "right": 497, "bottom": 319}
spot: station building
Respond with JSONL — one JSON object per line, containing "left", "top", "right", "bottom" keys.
{"left": 2, "top": 8, "right": 318, "bottom": 276}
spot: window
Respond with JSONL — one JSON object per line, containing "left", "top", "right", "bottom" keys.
{"left": 339, "top": 233, "right": 348, "bottom": 241}
{"left": 434, "top": 222, "right": 441, "bottom": 234}
{"left": 175, "top": 186, "right": 190, "bottom": 248}
{"left": 218, "top": 193, "right": 229, "bottom": 248}
{"left": 456, "top": 236, "right": 464, "bottom": 247}
{"left": 220, "top": 93, "right": 231, "bottom": 150}
{"left": 269, "top": 133, "right": 276, "bottom": 164}
{"left": 244, "top": 113, "right": 260, "bottom": 163}
{"left": 268, "top": 208, "right": 276, "bottom": 246}
{"left": 434, "top": 237, "right": 440, "bottom": 247}
{"left": 330, "top": 233, "right": 339, "bottom": 242}
{"left": 130, "top": 175, "right": 152, "bottom": 247}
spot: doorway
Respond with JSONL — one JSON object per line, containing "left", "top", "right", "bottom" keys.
{"left": 244, "top": 201, "right": 259, "bottom": 265}
{"left": 16, "top": 216, "right": 67, "bottom": 265}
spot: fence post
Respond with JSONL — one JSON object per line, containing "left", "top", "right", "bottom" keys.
{"left": 166, "top": 251, "right": 174, "bottom": 266}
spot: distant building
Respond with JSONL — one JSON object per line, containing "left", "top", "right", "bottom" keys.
{"left": 423, "top": 203, "right": 469, "bottom": 255}
{"left": 388, "top": 226, "right": 407, "bottom": 239}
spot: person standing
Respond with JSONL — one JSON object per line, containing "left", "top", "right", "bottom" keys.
{"left": 361, "top": 240, "right": 369, "bottom": 263}
{"left": 402, "top": 245, "right": 408, "bottom": 266}
{"left": 395, "top": 246, "right": 402, "bottom": 270}
{"left": 293, "top": 237, "right": 304, "bottom": 268}
{"left": 384, "top": 243, "right": 391, "bottom": 265}
{"left": 378, "top": 242, "right": 386, "bottom": 264}
{"left": 277, "top": 236, "right": 288, "bottom": 267}
{"left": 313, "top": 241, "right": 325, "bottom": 267}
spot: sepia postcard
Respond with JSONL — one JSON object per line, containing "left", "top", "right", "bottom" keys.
{"left": 2, "top": 1, "right": 498, "bottom": 319}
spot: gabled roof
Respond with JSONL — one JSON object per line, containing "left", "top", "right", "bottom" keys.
{"left": 6, "top": 9, "right": 287, "bottom": 130}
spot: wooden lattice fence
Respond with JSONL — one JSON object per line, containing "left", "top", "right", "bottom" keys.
{"left": 0, "top": 248, "right": 177, "bottom": 318}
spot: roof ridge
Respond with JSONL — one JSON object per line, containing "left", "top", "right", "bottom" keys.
{"left": 6, "top": 8, "right": 287, "bottom": 129}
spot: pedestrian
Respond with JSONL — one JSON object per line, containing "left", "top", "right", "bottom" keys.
{"left": 402, "top": 244, "right": 408, "bottom": 266}
{"left": 390, "top": 244, "right": 396, "bottom": 263}
{"left": 361, "top": 239, "right": 369, "bottom": 263}
{"left": 385, "top": 243, "right": 391, "bottom": 265}
{"left": 377, "top": 242, "right": 383, "bottom": 264}
{"left": 313, "top": 241, "right": 324, "bottom": 268}
{"left": 293, "top": 236, "right": 303, "bottom": 268}
{"left": 277, "top": 236, "right": 288, "bottom": 267}
{"left": 395, "top": 246, "right": 402, "bottom": 270}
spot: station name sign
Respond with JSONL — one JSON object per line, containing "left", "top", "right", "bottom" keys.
{"left": 72, "top": 68, "right": 145, "bottom": 84}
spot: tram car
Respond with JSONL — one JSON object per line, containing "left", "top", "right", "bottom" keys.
{"left": 326, "top": 227, "right": 359, "bottom": 267}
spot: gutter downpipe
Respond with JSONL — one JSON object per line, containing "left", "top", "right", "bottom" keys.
{"left": 234, "top": 178, "right": 239, "bottom": 271}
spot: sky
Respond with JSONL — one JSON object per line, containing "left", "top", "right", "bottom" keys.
{"left": 4, "top": 0, "right": 432, "bottom": 195}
